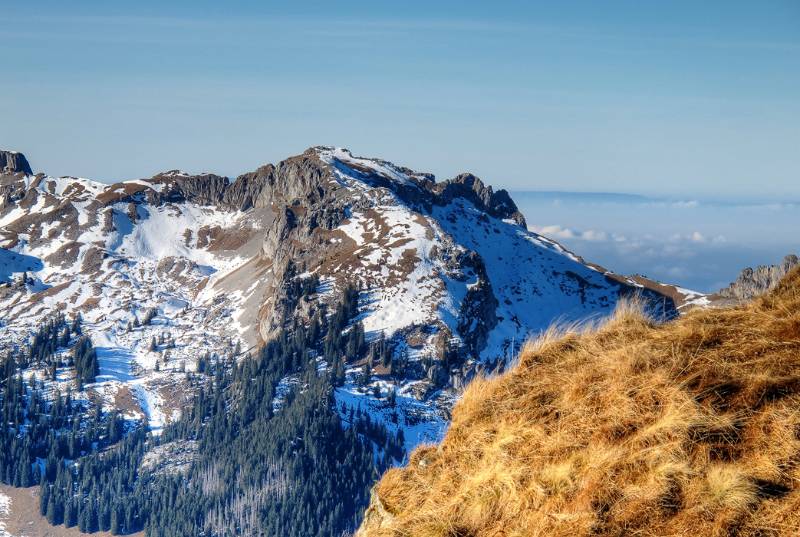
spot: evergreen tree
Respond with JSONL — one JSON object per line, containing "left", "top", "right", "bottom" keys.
{"left": 0, "top": 286, "right": 402, "bottom": 537}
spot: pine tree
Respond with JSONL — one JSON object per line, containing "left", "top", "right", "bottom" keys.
{"left": 110, "top": 507, "right": 120, "bottom": 534}
{"left": 359, "top": 362, "right": 371, "bottom": 387}
{"left": 65, "top": 499, "right": 77, "bottom": 528}
{"left": 0, "top": 288, "right": 390, "bottom": 537}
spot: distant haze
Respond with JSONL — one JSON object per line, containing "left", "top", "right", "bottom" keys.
{"left": 515, "top": 191, "right": 800, "bottom": 292}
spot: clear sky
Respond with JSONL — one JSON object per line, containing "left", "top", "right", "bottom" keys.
{"left": 1, "top": 1, "right": 798, "bottom": 198}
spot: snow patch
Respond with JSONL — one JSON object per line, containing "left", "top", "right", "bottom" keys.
{"left": 0, "top": 491, "right": 10, "bottom": 537}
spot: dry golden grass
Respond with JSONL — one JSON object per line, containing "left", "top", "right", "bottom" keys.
{"left": 357, "top": 268, "right": 800, "bottom": 537}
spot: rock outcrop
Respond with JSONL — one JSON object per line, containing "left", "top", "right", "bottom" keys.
{"left": 139, "top": 152, "right": 339, "bottom": 213}
{"left": 718, "top": 254, "right": 799, "bottom": 301}
{"left": 434, "top": 172, "right": 527, "bottom": 227}
{"left": 455, "top": 251, "right": 499, "bottom": 355}
{"left": 0, "top": 150, "right": 33, "bottom": 176}
{"left": 149, "top": 170, "right": 230, "bottom": 206}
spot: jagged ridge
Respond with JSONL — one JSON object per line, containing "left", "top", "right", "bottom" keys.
{"left": 718, "top": 254, "right": 799, "bottom": 301}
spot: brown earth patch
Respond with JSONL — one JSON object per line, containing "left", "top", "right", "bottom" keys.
{"left": 77, "top": 297, "right": 101, "bottom": 311}
{"left": 96, "top": 183, "right": 147, "bottom": 205}
{"left": 81, "top": 246, "right": 106, "bottom": 273}
{"left": 114, "top": 385, "right": 144, "bottom": 417}
{"left": 206, "top": 227, "right": 257, "bottom": 252}
{"left": 60, "top": 182, "right": 90, "bottom": 199}
{"left": 31, "top": 282, "right": 71, "bottom": 301}
{"left": 195, "top": 226, "right": 215, "bottom": 248}
{"left": 44, "top": 242, "right": 81, "bottom": 268}
{"left": 0, "top": 485, "right": 143, "bottom": 537}
{"left": 385, "top": 238, "right": 414, "bottom": 250}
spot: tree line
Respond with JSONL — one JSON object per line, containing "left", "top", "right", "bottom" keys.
{"left": 1, "top": 283, "right": 403, "bottom": 536}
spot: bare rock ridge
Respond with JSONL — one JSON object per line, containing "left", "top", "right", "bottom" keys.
{"left": 144, "top": 153, "right": 333, "bottom": 212}
{"left": 718, "top": 254, "right": 799, "bottom": 301}
{"left": 433, "top": 172, "right": 525, "bottom": 227}
{"left": 137, "top": 147, "right": 527, "bottom": 227}
{"left": 0, "top": 150, "right": 32, "bottom": 175}
{"left": 0, "top": 146, "right": 525, "bottom": 228}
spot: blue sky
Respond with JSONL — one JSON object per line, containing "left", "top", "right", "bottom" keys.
{"left": 1, "top": 1, "right": 798, "bottom": 198}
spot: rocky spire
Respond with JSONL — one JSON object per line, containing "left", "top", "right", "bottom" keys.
{"left": 0, "top": 150, "right": 33, "bottom": 175}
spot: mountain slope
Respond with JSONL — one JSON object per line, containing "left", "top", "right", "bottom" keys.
{"left": 357, "top": 267, "right": 800, "bottom": 537}
{"left": 0, "top": 146, "right": 674, "bottom": 450}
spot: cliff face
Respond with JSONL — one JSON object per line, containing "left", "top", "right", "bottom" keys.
{"left": 718, "top": 254, "right": 799, "bottom": 301}
{"left": 358, "top": 268, "right": 800, "bottom": 537}
{"left": 0, "top": 150, "right": 32, "bottom": 176}
{"left": 433, "top": 172, "right": 526, "bottom": 227}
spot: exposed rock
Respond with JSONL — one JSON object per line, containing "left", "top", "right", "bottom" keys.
{"left": 325, "top": 148, "right": 527, "bottom": 227}
{"left": 267, "top": 151, "right": 335, "bottom": 205}
{"left": 223, "top": 164, "right": 274, "bottom": 211}
{"left": 434, "top": 173, "right": 527, "bottom": 227}
{"left": 81, "top": 246, "right": 106, "bottom": 274}
{"left": 455, "top": 251, "right": 499, "bottom": 355}
{"left": 139, "top": 153, "right": 339, "bottom": 216}
{"left": 357, "top": 489, "right": 395, "bottom": 535}
{"left": 719, "top": 254, "right": 799, "bottom": 301}
{"left": 149, "top": 171, "right": 230, "bottom": 206}
{"left": 0, "top": 150, "right": 33, "bottom": 176}
{"left": 156, "top": 256, "right": 196, "bottom": 279}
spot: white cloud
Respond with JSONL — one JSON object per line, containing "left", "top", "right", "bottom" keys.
{"left": 529, "top": 224, "right": 576, "bottom": 240}
{"left": 641, "top": 199, "right": 700, "bottom": 209}
{"left": 528, "top": 224, "right": 613, "bottom": 242}
{"left": 666, "top": 231, "right": 726, "bottom": 244}
{"left": 671, "top": 200, "right": 700, "bottom": 209}
{"left": 690, "top": 231, "right": 706, "bottom": 243}
{"left": 580, "top": 229, "right": 608, "bottom": 242}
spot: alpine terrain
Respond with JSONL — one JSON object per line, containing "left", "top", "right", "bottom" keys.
{"left": 0, "top": 147, "right": 675, "bottom": 535}
{"left": 357, "top": 267, "right": 800, "bottom": 537}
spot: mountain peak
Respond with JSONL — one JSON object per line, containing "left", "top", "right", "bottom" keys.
{"left": 313, "top": 146, "right": 526, "bottom": 227}
{"left": 0, "top": 150, "right": 33, "bottom": 175}
{"left": 436, "top": 172, "right": 526, "bottom": 228}
{"left": 0, "top": 144, "right": 680, "bottom": 535}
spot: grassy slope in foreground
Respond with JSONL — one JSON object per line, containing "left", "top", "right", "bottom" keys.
{"left": 358, "top": 267, "right": 800, "bottom": 537}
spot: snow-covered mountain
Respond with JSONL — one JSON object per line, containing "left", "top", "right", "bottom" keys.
{"left": 0, "top": 147, "right": 675, "bottom": 449}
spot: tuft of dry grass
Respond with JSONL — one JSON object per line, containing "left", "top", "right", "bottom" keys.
{"left": 357, "top": 267, "right": 800, "bottom": 537}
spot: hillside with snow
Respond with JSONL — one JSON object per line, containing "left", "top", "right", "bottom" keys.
{"left": 0, "top": 147, "right": 676, "bottom": 450}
